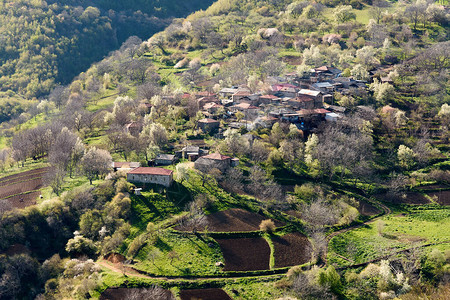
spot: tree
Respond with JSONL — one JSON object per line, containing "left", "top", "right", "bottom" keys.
{"left": 370, "top": 0, "right": 390, "bottom": 24}
{"left": 259, "top": 219, "right": 276, "bottom": 233}
{"left": 48, "top": 127, "right": 79, "bottom": 171}
{"left": 81, "top": 147, "right": 112, "bottom": 184}
{"left": 333, "top": 5, "right": 356, "bottom": 23}
{"left": 351, "top": 64, "right": 370, "bottom": 81}
{"left": 405, "top": 0, "right": 428, "bottom": 31}
{"left": 176, "top": 164, "right": 190, "bottom": 184}
{"left": 141, "top": 123, "right": 168, "bottom": 148}
{"left": 397, "top": 145, "right": 415, "bottom": 169}
{"left": 356, "top": 46, "right": 379, "bottom": 68}
{"left": 370, "top": 79, "right": 395, "bottom": 104}
{"left": 44, "top": 167, "right": 66, "bottom": 196}
{"left": 65, "top": 235, "right": 97, "bottom": 257}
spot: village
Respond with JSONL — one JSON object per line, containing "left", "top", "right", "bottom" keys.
{"left": 118, "top": 65, "right": 378, "bottom": 188}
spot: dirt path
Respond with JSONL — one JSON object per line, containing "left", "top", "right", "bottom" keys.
{"left": 322, "top": 198, "right": 391, "bottom": 265}
{"left": 97, "top": 260, "right": 284, "bottom": 282}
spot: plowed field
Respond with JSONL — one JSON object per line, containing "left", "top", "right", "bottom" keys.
{"left": 273, "top": 233, "right": 312, "bottom": 268}
{"left": 0, "top": 167, "right": 48, "bottom": 210}
{"left": 216, "top": 237, "right": 270, "bottom": 271}
{"left": 180, "top": 288, "right": 232, "bottom": 300}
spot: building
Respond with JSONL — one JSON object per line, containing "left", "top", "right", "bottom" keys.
{"left": 155, "top": 154, "right": 177, "bottom": 166}
{"left": 127, "top": 167, "right": 173, "bottom": 187}
{"left": 230, "top": 102, "right": 259, "bottom": 120}
{"left": 112, "top": 162, "right": 141, "bottom": 172}
{"left": 194, "top": 153, "right": 238, "bottom": 173}
{"left": 298, "top": 89, "right": 323, "bottom": 108}
{"left": 177, "top": 145, "right": 207, "bottom": 161}
{"left": 203, "top": 102, "right": 224, "bottom": 114}
{"left": 125, "top": 122, "right": 142, "bottom": 137}
{"left": 198, "top": 118, "right": 220, "bottom": 133}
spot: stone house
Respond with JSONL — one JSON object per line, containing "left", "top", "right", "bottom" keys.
{"left": 127, "top": 167, "right": 173, "bottom": 187}
{"left": 194, "top": 153, "right": 239, "bottom": 173}
{"left": 198, "top": 118, "right": 220, "bottom": 133}
{"left": 298, "top": 89, "right": 323, "bottom": 108}
{"left": 155, "top": 154, "right": 177, "bottom": 166}
{"left": 230, "top": 102, "right": 259, "bottom": 121}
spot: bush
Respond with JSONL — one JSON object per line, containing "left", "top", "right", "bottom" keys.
{"left": 259, "top": 219, "right": 276, "bottom": 233}
{"left": 128, "top": 234, "right": 147, "bottom": 257}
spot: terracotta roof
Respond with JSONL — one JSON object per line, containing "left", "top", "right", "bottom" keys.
{"left": 271, "top": 83, "right": 298, "bottom": 91}
{"left": 203, "top": 102, "right": 223, "bottom": 110}
{"left": 182, "top": 93, "right": 191, "bottom": 98}
{"left": 128, "top": 167, "right": 173, "bottom": 176}
{"left": 233, "top": 91, "right": 251, "bottom": 96}
{"left": 296, "top": 109, "right": 315, "bottom": 115}
{"left": 314, "top": 108, "right": 331, "bottom": 114}
{"left": 198, "top": 118, "right": 219, "bottom": 124}
{"left": 260, "top": 95, "right": 279, "bottom": 99}
{"left": 201, "top": 153, "right": 231, "bottom": 160}
{"left": 233, "top": 102, "right": 258, "bottom": 109}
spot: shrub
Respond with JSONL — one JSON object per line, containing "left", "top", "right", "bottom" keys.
{"left": 259, "top": 219, "right": 276, "bottom": 233}
{"left": 128, "top": 234, "right": 147, "bottom": 257}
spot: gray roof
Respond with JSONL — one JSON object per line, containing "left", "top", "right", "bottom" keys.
{"left": 156, "top": 154, "right": 175, "bottom": 160}
{"left": 313, "top": 82, "right": 333, "bottom": 88}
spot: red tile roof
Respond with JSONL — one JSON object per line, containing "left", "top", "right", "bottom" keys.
{"left": 233, "top": 102, "right": 258, "bottom": 109}
{"left": 128, "top": 167, "right": 173, "bottom": 176}
{"left": 260, "top": 95, "right": 279, "bottom": 99}
{"left": 201, "top": 153, "right": 231, "bottom": 160}
{"left": 314, "top": 108, "right": 331, "bottom": 114}
{"left": 233, "top": 91, "right": 251, "bottom": 96}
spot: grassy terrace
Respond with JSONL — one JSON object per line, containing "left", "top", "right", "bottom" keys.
{"left": 327, "top": 208, "right": 450, "bottom": 267}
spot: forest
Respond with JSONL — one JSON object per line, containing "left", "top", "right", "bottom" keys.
{"left": 0, "top": 0, "right": 449, "bottom": 299}
{"left": 0, "top": 0, "right": 214, "bottom": 100}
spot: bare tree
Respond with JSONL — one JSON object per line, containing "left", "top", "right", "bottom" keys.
{"left": 44, "top": 167, "right": 66, "bottom": 196}
{"left": 0, "top": 199, "right": 12, "bottom": 217}
{"left": 81, "top": 147, "right": 112, "bottom": 184}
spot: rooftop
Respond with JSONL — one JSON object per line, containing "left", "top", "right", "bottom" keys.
{"left": 233, "top": 102, "right": 258, "bottom": 109}
{"left": 198, "top": 118, "right": 219, "bottom": 123}
{"left": 299, "top": 89, "right": 321, "bottom": 97}
{"left": 201, "top": 153, "right": 231, "bottom": 161}
{"left": 128, "top": 167, "right": 173, "bottom": 176}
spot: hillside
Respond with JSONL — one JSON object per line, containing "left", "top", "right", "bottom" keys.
{"left": 0, "top": 0, "right": 449, "bottom": 299}
{"left": 0, "top": 0, "right": 214, "bottom": 99}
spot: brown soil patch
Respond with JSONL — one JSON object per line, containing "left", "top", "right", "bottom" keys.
{"left": 204, "top": 208, "right": 284, "bottom": 232}
{"left": 427, "top": 190, "right": 450, "bottom": 205}
{"left": 180, "top": 288, "right": 232, "bottom": 300}
{"left": 2, "top": 244, "right": 30, "bottom": 256}
{"left": 417, "top": 185, "right": 449, "bottom": 191}
{"left": 358, "top": 200, "right": 381, "bottom": 216}
{"left": 104, "top": 253, "right": 126, "bottom": 264}
{"left": 2, "top": 190, "right": 41, "bottom": 209}
{"left": 282, "top": 56, "right": 302, "bottom": 65}
{"left": 273, "top": 233, "right": 312, "bottom": 268}
{"left": 374, "top": 193, "right": 430, "bottom": 205}
{"left": 396, "top": 234, "right": 426, "bottom": 243}
{"left": 0, "top": 178, "right": 43, "bottom": 200}
{"left": 100, "top": 287, "right": 174, "bottom": 300}
{"left": 216, "top": 237, "right": 270, "bottom": 271}
{"left": 285, "top": 210, "right": 302, "bottom": 219}
{"left": 0, "top": 168, "right": 49, "bottom": 211}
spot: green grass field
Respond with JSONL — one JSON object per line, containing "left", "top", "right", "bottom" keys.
{"left": 133, "top": 230, "right": 223, "bottom": 276}
{"left": 328, "top": 209, "right": 450, "bottom": 267}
